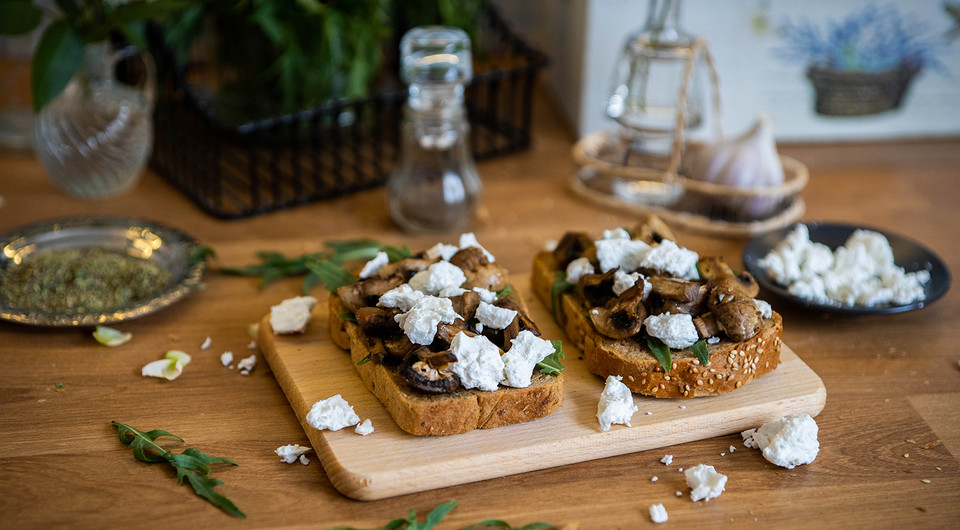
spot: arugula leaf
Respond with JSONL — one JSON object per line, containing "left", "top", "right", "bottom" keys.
{"left": 383, "top": 245, "right": 413, "bottom": 263}
{"left": 356, "top": 354, "right": 371, "bottom": 366}
{"left": 645, "top": 336, "right": 673, "bottom": 373}
{"left": 460, "top": 522, "right": 555, "bottom": 530}
{"left": 690, "top": 338, "right": 710, "bottom": 366}
{"left": 424, "top": 500, "right": 458, "bottom": 528}
{"left": 111, "top": 421, "right": 245, "bottom": 518}
{"left": 337, "top": 312, "right": 357, "bottom": 322}
{"left": 550, "top": 272, "right": 572, "bottom": 321}
{"left": 326, "top": 499, "right": 554, "bottom": 530}
{"left": 537, "top": 340, "right": 565, "bottom": 375}
{"left": 306, "top": 260, "right": 357, "bottom": 292}
{"left": 496, "top": 284, "right": 515, "bottom": 299}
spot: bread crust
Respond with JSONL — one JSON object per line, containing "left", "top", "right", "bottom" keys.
{"left": 329, "top": 291, "right": 564, "bottom": 436}
{"left": 532, "top": 250, "right": 782, "bottom": 398}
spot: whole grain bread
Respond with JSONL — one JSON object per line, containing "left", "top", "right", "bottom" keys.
{"left": 329, "top": 288, "right": 564, "bottom": 436}
{"left": 531, "top": 242, "right": 782, "bottom": 399}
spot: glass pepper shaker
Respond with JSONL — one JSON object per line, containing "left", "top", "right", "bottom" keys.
{"left": 386, "top": 26, "right": 481, "bottom": 233}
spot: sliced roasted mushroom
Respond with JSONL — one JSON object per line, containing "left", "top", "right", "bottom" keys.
{"left": 692, "top": 312, "right": 721, "bottom": 339}
{"left": 448, "top": 247, "right": 488, "bottom": 271}
{"left": 376, "top": 257, "right": 435, "bottom": 281}
{"left": 399, "top": 347, "right": 461, "bottom": 393}
{"left": 365, "top": 337, "right": 390, "bottom": 365}
{"left": 713, "top": 295, "right": 761, "bottom": 342}
{"left": 355, "top": 307, "right": 401, "bottom": 338}
{"left": 495, "top": 298, "right": 541, "bottom": 336}
{"left": 337, "top": 275, "right": 404, "bottom": 313}
{"left": 462, "top": 262, "right": 508, "bottom": 291}
{"left": 578, "top": 269, "right": 618, "bottom": 308}
{"left": 382, "top": 335, "right": 416, "bottom": 365}
{"left": 631, "top": 215, "right": 676, "bottom": 245}
{"left": 552, "top": 231, "right": 595, "bottom": 269}
{"left": 588, "top": 283, "right": 647, "bottom": 339}
{"left": 449, "top": 290, "right": 481, "bottom": 322}
{"left": 649, "top": 276, "right": 703, "bottom": 303}
{"left": 436, "top": 321, "right": 475, "bottom": 343}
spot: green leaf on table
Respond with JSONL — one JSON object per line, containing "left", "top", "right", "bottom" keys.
{"left": 31, "top": 20, "right": 85, "bottom": 112}
{"left": 111, "top": 421, "right": 245, "bottom": 518}
{"left": 537, "top": 340, "right": 565, "bottom": 375}
{"left": 0, "top": 0, "right": 44, "bottom": 36}
{"left": 460, "top": 521, "right": 555, "bottom": 530}
{"left": 690, "top": 338, "right": 710, "bottom": 366}
{"left": 645, "top": 336, "right": 672, "bottom": 374}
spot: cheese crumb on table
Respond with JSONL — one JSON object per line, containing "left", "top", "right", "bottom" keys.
{"left": 355, "top": 419, "right": 374, "bottom": 436}
{"left": 661, "top": 454, "right": 673, "bottom": 465}
{"left": 200, "top": 337, "right": 211, "bottom": 350}
{"left": 685, "top": 464, "right": 727, "bottom": 502}
{"left": 220, "top": 351, "right": 233, "bottom": 367}
{"left": 741, "top": 414, "right": 819, "bottom": 468}
{"left": 299, "top": 454, "right": 310, "bottom": 465}
{"left": 597, "top": 375, "right": 638, "bottom": 431}
{"left": 275, "top": 444, "right": 311, "bottom": 464}
{"left": 238, "top": 354, "right": 256, "bottom": 375}
{"left": 649, "top": 503, "right": 668, "bottom": 523}
{"left": 306, "top": 395, "right": 360, "bottom": 431}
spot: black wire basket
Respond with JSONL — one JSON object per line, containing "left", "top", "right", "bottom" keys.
{"left": 150, "top": 7, "right": 546, "bottom": 219}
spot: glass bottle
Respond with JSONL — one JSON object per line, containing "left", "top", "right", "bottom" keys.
{"left": 387, "top": 26, "right": 481, "bottom": 233}
{"left": 605, "top": 0, "right": 704, "bottom": 164}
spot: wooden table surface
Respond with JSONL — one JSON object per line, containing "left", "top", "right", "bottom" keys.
{"left": 1, "top": 97, "right": 958, "bottom": 528}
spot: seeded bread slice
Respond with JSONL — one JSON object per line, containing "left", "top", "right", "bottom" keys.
{"left": 328, "top": 291, "right": 564, "bottom": 436}
{"left": 531, "top": 250, "right": 782, "bottom": 399}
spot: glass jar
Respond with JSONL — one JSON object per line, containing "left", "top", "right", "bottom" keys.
{"left": 386, "top": 26, "right": 481, "bottom": 233}
{"left": 605, "top": 0, "right": 704, "bottom": 163}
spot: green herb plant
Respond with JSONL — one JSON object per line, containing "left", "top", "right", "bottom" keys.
{"left": 0, "top": 0, "right": 194, "bottom": 112}
{"left": 112, "top": 421, "right": 245, "bottom": 518}
{"left": 328, "top": 499, "right": 554, "bottom": 530}
{"left": 219, "top": 239, "right": 410, "bottom": 294}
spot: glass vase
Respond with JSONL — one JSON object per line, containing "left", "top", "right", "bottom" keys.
{"left": 33, "top": 42, "right": 154, "bottom": 199}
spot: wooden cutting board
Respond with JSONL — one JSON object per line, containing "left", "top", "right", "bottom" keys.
{"left": 259, "top": 275, "right": 826, "bottom": 501}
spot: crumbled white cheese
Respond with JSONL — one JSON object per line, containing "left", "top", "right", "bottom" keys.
{"left": 565, "top": 257, "right": 595, "bottom": 284}
{"left": 473, "top": 287, "right": 498, "bottom": 304}
{"left": 408, "top": 261, "right": 466, "bottom": 295}
{"left": 299, "top": 454, "right": 310, "bottom": 465}
{"left": 220, "top": 351, "right": 233, "bottom": 367}
{"left": 355, "top": 419, "right": 374, "bottom": 436}
{"left": 597, "top": 375, "right": 638, "bottom": 431}
{"left": 602, "top": 227, "right": 631, "bottom": 240}
{"left": 612, "top": 270, "right": 640, "bottom": 297}
{"left": 359, "top": 251, "right": 389, "bottom": 279}
{"left": 741, "top": 414, "right": 819, "bottom": 468}
{"left": 649, "top": 503, "right": 668, "bottom": 524}
{"left": 449, "top": 332, "right": 504, "bottom": 391}
{"left": 651, "top": 476, "right": 658, "bottom": 482}
{"left": 644, "top": 312, "right": 699, "bottom": 350}
{"left": 543, "top": 239, "right": 558, "bottom": 252}
{"left": 685, "top": 464, "right": 727, "bottom": 501}
{"left": 459, "top": 232, "right": 496, "bottom": 262}
{"left": 676, "top": 491, "right": 683, "bottom": 497}
{"left": 661, "top": 454, "right": 674, "bottom": 465}
{"left": 270, "top": 296, "right": 318, "bottom": 334}
{"left": 425, "top": 242, "right": 459, "bottom": 261}
{"left": 640, "top": 239, "right": 700, "bottom": 280}
{"left": 501, "top": 330, "right": 555, "bottom": 388}
{"left": 200, "top": 336, "right": 212, "bottom": 350}
{"left": 595, "top": 238, "right": 652, "bottom": 273}
{"left": 476, "top": 301, "right": 518, "bottom": 330}
{"left": 378, "top": 284, "right": 425, "bottom": 312}
{"left": 238, "top": 354, "right": 257, "bottom": 375}
{"left": 754, "top": 299, "right": 773, "bottom": 319}
{"left": 394, "top": 296, "right": 461, "bottom": 345}
{"left": 438, "top": 286, "right": 466, "bottom": 298}
{"left": 275, "top": 444, "right": 311, "bottom": 464}
{"left": 729, "top": 445, "right": 736, "bottom": 453}
{"left": 759, "top": 225, "right": 930, "bottom": 307}
{"left": 248, "top": 340, "right": 257, "bottom": 349}
{"left": 306, "top": 394, "right": 360, "bottom": 431}
{"left": 706, "top": 336, "right": 720, "bottom": 345}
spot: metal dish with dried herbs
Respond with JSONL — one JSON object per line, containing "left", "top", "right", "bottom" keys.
{"left": 0, "top": 217, "right": 207, "bottom": 326}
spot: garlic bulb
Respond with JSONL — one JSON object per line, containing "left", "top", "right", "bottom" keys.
{"left": 683, "top": 115, "right": 785, "bottom": 218}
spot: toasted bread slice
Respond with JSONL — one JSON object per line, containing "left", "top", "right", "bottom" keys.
{"left": 532, "top": 249, "right": 782, "bottom": 399}
{"left": 329, "top": 287, "right": 563, "bottom": 436}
